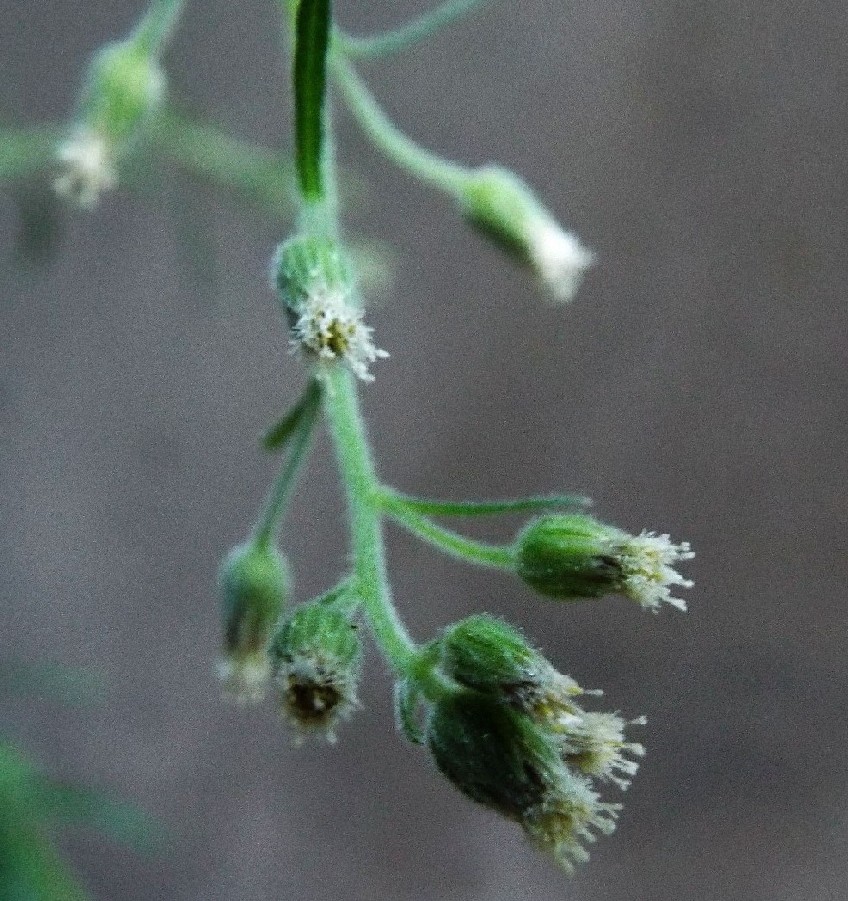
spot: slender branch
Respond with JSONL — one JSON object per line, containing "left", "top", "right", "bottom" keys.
{"left": 381, "top": 493, "right": 515, "bottom": 569}
{"left": 337, "top": 0, "right": 491, "bottom": 60}
{"left": 151, "top": 112, "right": 297, "bottom": 212}
{"left": 379, "top": 487, "right": 590, "bottom": 518}
{"left": 331, "top": 56, "right": 470, "bottom": 193}
{"left": 322, "top": 366, "right": 418, "bottom": 673}
{"left": 133, "top": 0, "right": 187, "bottom": 56}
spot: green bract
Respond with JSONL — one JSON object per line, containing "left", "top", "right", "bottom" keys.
{"left": 83, "top": 40, "right": 166, "bottom": 145}
{"left": 515, "top": 514, "right": 624, "bottom": 600}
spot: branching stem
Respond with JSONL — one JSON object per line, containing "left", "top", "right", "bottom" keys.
{"left": 337, "top": 0, "right": 492, "bottom": 60}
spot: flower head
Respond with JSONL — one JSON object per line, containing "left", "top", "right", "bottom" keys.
{"left": 525, "top": 218, "right": 595, "bottom": 303}
{"left": 270, "top": 594, "right": 363, "bottom": 742}
{"left": 516, "top": 514, "right": 694, "bottom": 612}
{"left": 290, "top": 286, "right": 389, "bottom": 382}
{"left": 459, "top": 165, "right": 594, "bottom": 303}
{"left": 216, "top": 541, "right": 290, "bottom": 704}
{"left": 53, "top": 127, "right": 118, "bottom": 209}
{"left": 562, "top": 712, "right": 646, "bottom": 790}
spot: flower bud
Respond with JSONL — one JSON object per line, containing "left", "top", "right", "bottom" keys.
{"left": 83, "top": 40, "right": 166, "bottom": 145}
{"left": 515, "top": 514, "right": 694, "bottom": 612}
{"left": 272, "top": 234, "right": 388, "bottom": 382}
{"left": 54, "top": 39, "right": 166, "bottom": 208}
{"left": 217, "top": 541, "right": 290, "bottom": 704}
{"left": 270, "top": 592, "right": 362, "bottom": 741}
{"left": 459, "top": 165, "right": 594, "bottom": 303}
{"left": 426, "top": 691, "right": 618, "bottom": 872}
{"left": 439, "top": 615, "right": 584, "bottom": 727}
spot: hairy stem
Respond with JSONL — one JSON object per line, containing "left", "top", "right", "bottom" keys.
{"left": 331, "top": 56, "right": 469, "bottom": 193}
{"left": 380, "top": 494, "right": 516, "bottom": 569}
{"left": 322, "top": 366, "right": 418, "bottom": 674}
{"left": 337, "top": 0, "right": 491, "bottom": 60}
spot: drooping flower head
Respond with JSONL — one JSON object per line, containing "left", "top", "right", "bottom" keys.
{"left": 515, "top": 514, "right": 694, "bottom": 612}
{"left": 459, "top": 164, "right": 594, "bottom": 303}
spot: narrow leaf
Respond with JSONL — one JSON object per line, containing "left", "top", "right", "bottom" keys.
{"left": 263, "top": 380, "right": 322, "bottom": 452}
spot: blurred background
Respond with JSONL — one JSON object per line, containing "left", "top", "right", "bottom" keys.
{"left": 2, "top": 0, "right": 847, "bottom": 898}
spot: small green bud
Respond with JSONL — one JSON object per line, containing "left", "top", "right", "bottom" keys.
{"left": 426, "top": 691, "right": 618, "bottom": 872}
{"left": 459, "top": 165, "right": 594, "bottom": 303}
{"left": 272, "top": 234, "right": 388, "bottom": 381}
{"left": 54, "top": 39, "right": 166, "bottom": 208}
{"left": 270, "top": 591, "right": 362, "bottom": 742}
{"left": 217, "top": 541, "right": 290, "bottom": 704}
{"left": 439, "top": 615, "right": 584, "bottom": 726}
{"left": 83, "top": 40, "right": 166, "bottom": 145}
{"left": 515, "top": 514, "right": 694, "bottom": 612}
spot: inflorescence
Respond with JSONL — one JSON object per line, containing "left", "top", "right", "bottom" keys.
{"left": 33, "top": 0, "right": 695, "bottom": 877}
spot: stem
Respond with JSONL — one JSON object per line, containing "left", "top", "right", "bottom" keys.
{"left": 253, "top": 392, "right": 320, "bottom": 546}
{"left": 381, "top": 494, "right": 515, "bottom": 569}
{"left": 379, "top": 487, "right": 590, "bottom": 518}
{"left": 337, "top": 0, "right": 491, "bottom": 60}
{"left": 322, "top": 365, "right": 418, "bottom": 673}
{"left": 294, "top": 0, "right": 332, "bottom": 201}
{"left": 152, "top": 112, "right": 297, "bottom": 212}
{"left": 133, "top": 0, "right": 186, "bottom": 56}
{"left": 331, "top": 56, "right": 470, "bottom": 193}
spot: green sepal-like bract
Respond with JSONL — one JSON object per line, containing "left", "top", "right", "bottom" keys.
{"left": 273, "top": 233, "right": 355, "bottom": 317}
{"left": 515, "top": 514, "right": 623, "bottom": 600}
{"left": 81, "top": 40, "right": 166, "bottom": 148}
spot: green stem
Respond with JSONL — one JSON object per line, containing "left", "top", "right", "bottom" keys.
{"left": 380, "top": 493, "right": 515, "bottom": 569}
{"left": 337, "top": 0, "right": 491, "bottom": 60}
{"left": 253, "top": 390, "right": 320, "bottom": 546}
{"left": 379, "top": 487, "right": 590, "bottom": 518}
{"left": 294, "top": 0, "right": 332, "bottom": 201}
{"left": 322, "top": 366, "right": 418, "bottom": 674}
{"left": 152, "top": 112, "right": 297, "bottom": 213}
{"left": 133, "top": 0, "right": 186, "bottom": 56}
{"left": 331, "top": 56, "right": 470, "bottom": 193}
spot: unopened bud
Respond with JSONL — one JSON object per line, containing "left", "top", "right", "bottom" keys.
{"left": 515, "top": 514, "right": 694, "bottom": 612}
{"left": 270, "top": 591, "right": 362, "bottom": 741}
{"left": 439, "top": 615, "right": 583, "bottom": 727}
{"left": 217, "top": 541, "right": 289, "bottom": 704}
{"left": 459, "top": 165, "right": 594, "bottom": 303}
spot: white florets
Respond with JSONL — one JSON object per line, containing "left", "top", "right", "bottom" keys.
{"left": 563, "top": 711, "right": 646, "bottom": 790}
{"left": 53, "top": 127, "right": 118, "bottom": 209}
{"left": 527, "top": 218, "right": 595, "bottom": 303}
{"left": 616, "top": 531, "right": 695, "bottom": 612}
{"left": 216, "top": 653, "right": 271, "bottom": 706}
{"left": 290, "top": 286, "right": 388, "bottom": 382}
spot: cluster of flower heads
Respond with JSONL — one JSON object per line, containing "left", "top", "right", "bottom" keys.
{"left": 425, "top": 615, "right": 645, "bottom": 870}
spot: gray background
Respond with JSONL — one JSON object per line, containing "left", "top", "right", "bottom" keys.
{"left": 2, "top": 0, "right": 847, "bottom": 899}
